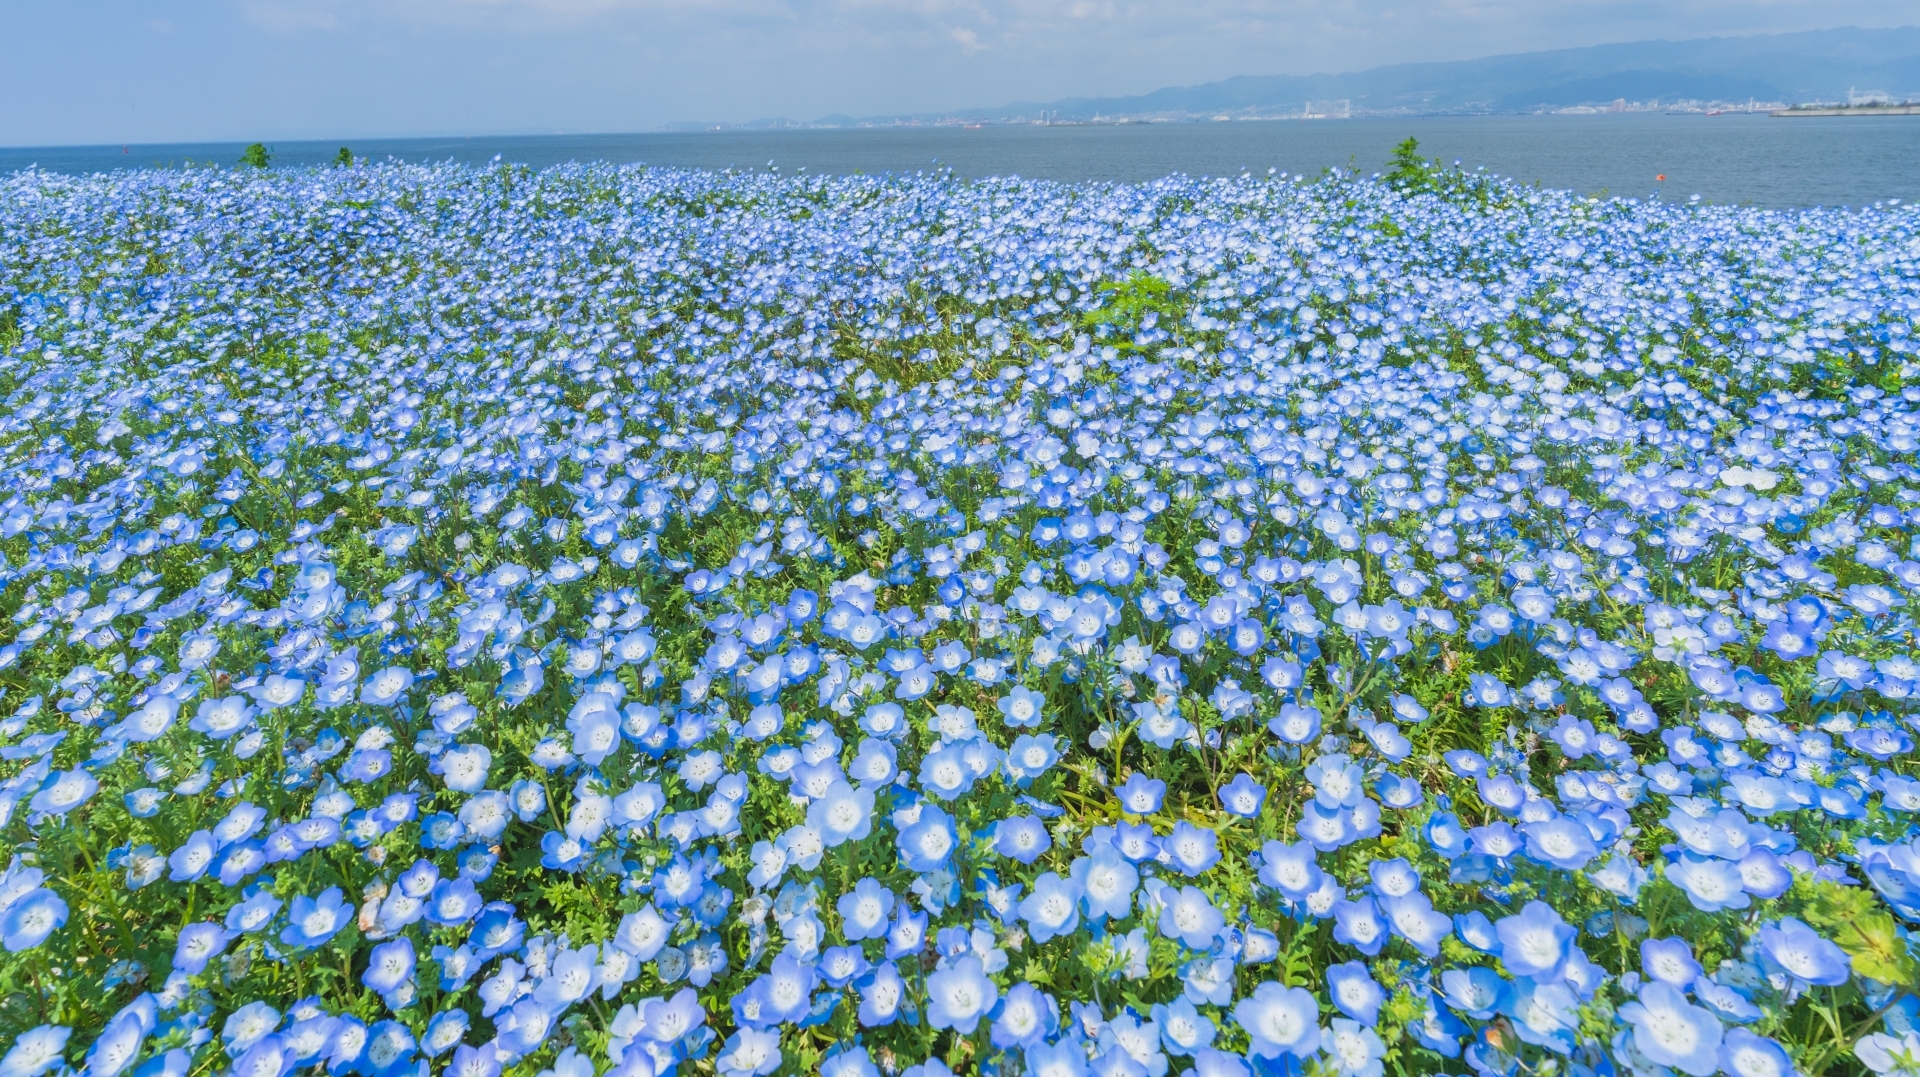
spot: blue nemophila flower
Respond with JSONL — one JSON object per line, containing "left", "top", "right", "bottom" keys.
{"left": 1477, "top": 773, "right": 1528, "bottom": 815}
{"left": 1163, "top": 821, "right": 1220, "bottom": 876}
{"left": 225, "top": 891, "right": 282, "bottom": 934}
{"left": 1495, "top": 900, "right": 1576, "bottom": 979}
{"left": 716, "top": 1027, "right": 781, "bottom": 1077}
{"left": 1642, "top": 937, "right": 1703, "bottom": 986}
{"left": 419, "top": 1008, "right": 469, "bottom": 1059}
{"left": 917, "top": 744, "right": 975, "bottom": 801}
{"left": 222, "top": 1000, "right": 282, "bottom": 1056}
{"left": 1218, "top": 773, "right": 1267, "bottom": 817}
{"left": 1024, "top": 1040, "right": 1091, "bottom": 1077}
{"left": 1298, "top": 801, "right": 1360, "bottom": 852}
{"left": 1454, "top": 910, "right": 1501, "bottom": 955}
{"left": 1464, "top": 673, "right": 1514, "bottom": 708}
{"left": 84, "top": 999, "right": 154, "bottom": 1077}
{"left": 1133, "top": 698, "right": 1191, "bottom": 749}
{"left": 362, "top": 1019, "right": 419, "bottom": 1077}
{"left": 1257, "top": 839, "right": 1325, "bottom": 902}
{"left": 997, "top": 685, "right": 1046, "bottom": 727}
{"left": 173, "top": 921, "right": 234, "bottom": 974}
{"left": 1, "top": 887, "right": 67, "bottom": 952}
{"left": 1018, "top": 873, "right": 1082, "bottom": 943}
{"left": 1324, "top": 1017, "right": 1387, "bottom": 1077}
{"left": 167, "top": 831, "right": 216, "bottom": 882}
{"left": 1441, "top": 966, "right": 1510, "bottom": 1020}
{"left": 121, "top": 696, "right": 178, "bottom": 742}
{"left": 856, "top": 961, "right": 909, "bottom": 1028}
{"left": 1466, "top": 817, "right": 1528, "bottom": 860}
{"left": 1376, "top": 771, "right": 1424, "bottom": 810}
{"left": 1667, "top": 854, "right": 1751, "bottom": 912}
{"left": 190, "top": 696, "right": 254, "bottom": 740}
{"left": 820, "top": 1046, "right": 880, "bottom": 1077}
{"left": 993, "top": 816, "right": 1052, "bottom": 864}
{"left": 924, "top": 953, "right": 996, "bottom": 1034}
{"left": 362, "top": 936, "right": 417, "bottom": 1008}
{"left": 1110, "top": 820, "right": 1161, "bottom": 863}
{"left": 808, "top": 781, "right": 874, "bottom": 845}
{"left": 280, "top": 888, "right": 350, "bottom": 950}
{"left": 1619, "top": 981, "right": 1724, "bottom": 1076}
{"left": 1235, "top": 981, "right": 1321, "bottom": 1060}
{"left": 1423, "top": 808, "right": 1468, "bottom": 859}
{"left": 426, "top": 877, "right": 484, "bottom": 925}
{"left": 847, "top": 737, "right": 897, "bottom": 785}
{"left": 0, "top": 1026, "right": 71, "bottom": 1077}
{"left": 1155, "top": 996, "right": 1215, "bottom": 1056}
{"left": 1754, "top": 917, "right": 1851, "bottom": 990}
{"left": 1509, "top": 979, "right": 1582, "bottom": 1054}
{"left": 248, "top": 674, "right": 307, "bottom": 711}
{"left": 836, "top": 878, "right": 896, "bottom": 941}
{"left": 1331, "top": 895, "right": 1389, "bottom": 956}
{"left": 991, "top": 983, "right": 1058, "bottom": 1050}
{"left": 1718, "top": 1029, "right": 1793, "bottom": 1077}
{"left": 1380, "top": 890, "right": 1452, "bottom": 957}
{"left": 896, "top": 805, "right": 958, "bottom": 873}
{"left": 1072, "top": 845, "right": 1139, "bottom": 921}
{"left": 1156, "top": 884, "right": 1224, "bottom": 950}
{"left": 1306, "top": 753, "right": 1365, "bottom": 808}
{"left": 433, "top": 742, "right": 492, "bottom": 792}
{"left": 1521, "top": 815, "right": 1598, "bottom": 870}
{"left": 1115, "top": 772, "right": 1166, "bottom": 815}
{"left": 1005, "top": 734, "right": 1060, "bottom": 783}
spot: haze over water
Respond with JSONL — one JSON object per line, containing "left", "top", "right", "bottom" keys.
{"left": 6, "top": 113, "right": 1918, "bottom": 209}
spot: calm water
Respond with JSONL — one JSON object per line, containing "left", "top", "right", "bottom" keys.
{"left": 5, "top": 114, "right": 1919, "bottom": 209}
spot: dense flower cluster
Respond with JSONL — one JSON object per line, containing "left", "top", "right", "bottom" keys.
{"left": 0, "top": 157, "right": 1918, "bottom": 1077}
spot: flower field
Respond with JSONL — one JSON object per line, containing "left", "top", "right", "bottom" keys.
{"left": 0, "top": 153, "right": 1917, "bottom": 1077}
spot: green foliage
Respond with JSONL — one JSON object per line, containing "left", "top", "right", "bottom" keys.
{"left": 1795, "top": 879, "right": 1919, "bottom": 987}
{"left": 334, "top": 147, "right": 353, "bottom": 167}
{"left": 1275, "top": 921, "right": 1320, "bottom": 987}
{"left": 1385, "top": 137, "right": 1434, "bottom": 193}
{"left": 238, "top": 143, "right": 273, "bottom": 169}
{"left": 1082, "top": 272, "right": 1187, "bottom": 358}
{"left": 1382, "top": 136, "right": 1519, "bottom": 210}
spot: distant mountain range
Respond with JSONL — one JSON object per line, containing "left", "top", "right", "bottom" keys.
{"left": 673, "top": 26, "right": 1920, "bottom": 129}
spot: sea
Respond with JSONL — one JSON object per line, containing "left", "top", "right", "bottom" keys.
{"left": 5, "top": 112, "right": 1919, "bottom": 210}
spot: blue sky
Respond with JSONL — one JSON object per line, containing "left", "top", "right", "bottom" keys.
{"left": 2, "top": 0, "right": 1913, "bottom": 145}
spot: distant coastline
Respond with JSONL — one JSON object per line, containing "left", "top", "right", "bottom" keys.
{"left": 1770, "top": 102, "right": 1920, "bottom": 116}
{"left": 664, "top": 25, "right": 1920, "bottom": 133}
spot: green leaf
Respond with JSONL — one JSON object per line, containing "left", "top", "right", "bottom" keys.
{"left": 1083, "top": 272, "right": 1185, "bottom": 338}
{"left": 1801, "top": 880, "right": 1918, "bottom": 987}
